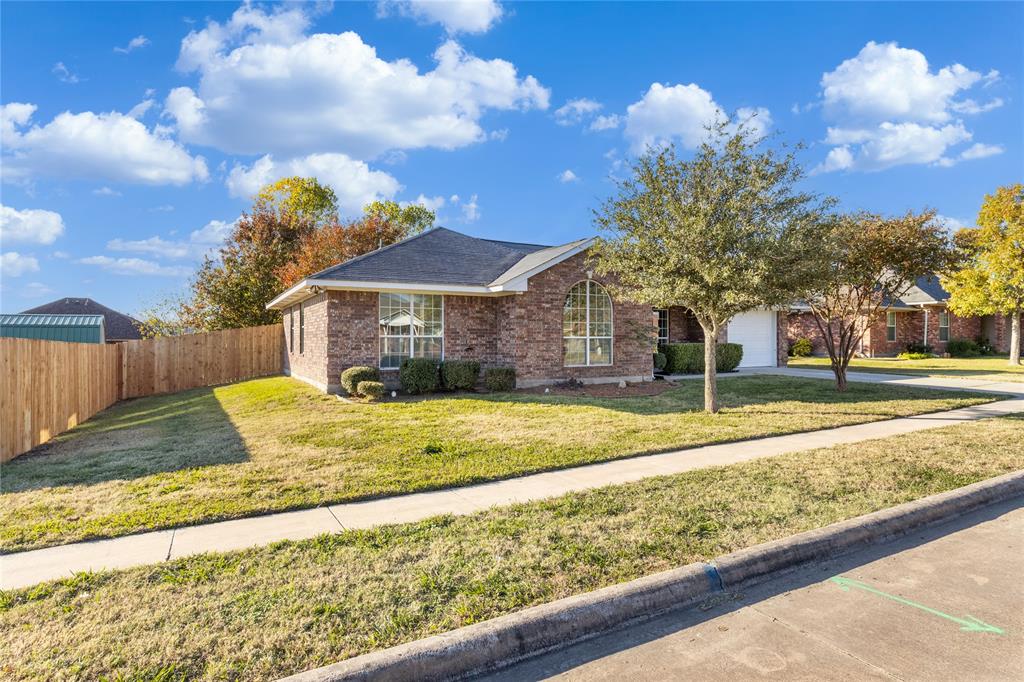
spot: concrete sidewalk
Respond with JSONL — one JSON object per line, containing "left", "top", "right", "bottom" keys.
{"left": 483, "top": 496, "right": 1024, "bottom": 681}
{"left": 3, "top": 383, "right": 1022, "bottom": 591}
{"left": 753, "top": 365, "right": 1024, "bottom": 396}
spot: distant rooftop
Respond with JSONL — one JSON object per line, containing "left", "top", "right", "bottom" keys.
{"left": 21, "top": 297, "right": 142, "bottom": 340}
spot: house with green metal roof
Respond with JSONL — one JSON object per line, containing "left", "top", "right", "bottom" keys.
{"left": 0, "top": 314, "right": 106, "bottom": 344}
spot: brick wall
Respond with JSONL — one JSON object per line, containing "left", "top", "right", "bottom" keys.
{"left": 921, "top": 306, "right": 981, "bottom": 354}
{"left": 282, "top": 293, "right": 331, "bottom": 390}
{"left": 443, "top": 295, "right": 500, "bottom": 366}
{"left": 991, "top": 312, "right": 1023, "bottom": 353}
{"left": 785, "top": 311, "right": 832, "bottom": 356}
{"left": 504, "top": 251, "right": 654, "bottom": 386}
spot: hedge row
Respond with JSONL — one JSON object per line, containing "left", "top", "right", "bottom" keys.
{"left": 660, "top": 342, "right": 743, "bottom": 374}
{"left": 342, "top": 360, "right": 516, "bottom": 396}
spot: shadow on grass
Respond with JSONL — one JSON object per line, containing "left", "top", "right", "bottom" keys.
{"left": 460, "top": 374, "right": 980, "bottom": 417}
{"left": 1, "top": 386, "right": 249, "bottom": 494}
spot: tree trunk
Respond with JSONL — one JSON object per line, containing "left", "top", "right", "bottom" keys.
{"left": 701, "top": 320, "right": 719, "bottom": 414}
{"left": 1011, "top": 311, "right": 1022, "bottom": 366}
{"left": 832, "top": 360, "right": 848, "bottom": 391}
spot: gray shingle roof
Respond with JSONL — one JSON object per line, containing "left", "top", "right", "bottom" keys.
{"left": 20, "top": 297, "right": 143, "bottom": 340}
{"left": 898, "top": 275, "right": 950, "bottom": 305}
{"left": 309, "top": 227, "right": 550, "bottom": 286}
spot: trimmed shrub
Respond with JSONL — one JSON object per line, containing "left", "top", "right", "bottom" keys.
{"left": 441, "top": 360, "right": 481, "bottom": 391}
{"left": 484, "top": 367, "right": 516, "bottom": 392}
{"left": 976, "top": 337, "right": 996, "bottom": 355}
{"left": 662, "top": 342, "right": 744, "bottom": 374}
{"left": 897, "top": 352, "right": 932, "bottom": 360}
{"left": 341, "top": 366, "right": 380, "bottom": 396}
{"left": 399, "top": 358, "right": 440, "bottom": 394}
{"left": 904, "top": 342, "right": 933, "bottom": 355}
{"left": 357, "top": 381, "right": 385, "bottom": 401}
{"left": 946, "top": 338, "right": 980, "bottom": 357}
{"left": 789, "top": 337, "right": 813, "bottom": 357}
{"left": 653, "top": 352, "right": 667, "bottom": 372}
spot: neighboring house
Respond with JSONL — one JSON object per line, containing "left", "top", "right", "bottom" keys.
{"left": 267, "top": 227, "right": 788, "bottom": 392}
{"left": 0, "top": 314, "right": 106, "bottom": 343}
{"left": 785, "top": 276, "right": 1021, "bottom": 357}
{"left": 20, "top": 297, "right": 143, "bottom": 342}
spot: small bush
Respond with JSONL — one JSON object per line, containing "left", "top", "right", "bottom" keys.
{"left": 653, "top": 352, "right": 667, "bottom": 372}
{"left": 440, "top": 360, "right": 481, "bottom": 391}
{"left": 662, "top": 342, "right": 744, "bottom": 374}
{"left": 946, "top": 338, "right": 980, "bottom": 357}
{"left": 399, "top": 358, "right": 440, "bottom": 394}
{"left": 897, "top": 352, "right": 932, "bottom": 360}
{"left": 976, "top": 337, "right": 996, "bottom": 355}
{"left": 357, "top": 381, "right": 385, "bottom": 401}
{"left": 789, "top": 338, "right": 813, "bottom": 357}
{"left": 341, "top": 366, "right": 380, "bottom": 396}
{"left": 904, "top": 342, "right": 933, "bottom": 355}
{"left": 484, "top": 367, "right": 516, "bottom": 392}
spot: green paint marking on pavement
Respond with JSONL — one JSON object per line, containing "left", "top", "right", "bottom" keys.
{"left": 829, "top": 576, "right": 1005, "bottom": 635}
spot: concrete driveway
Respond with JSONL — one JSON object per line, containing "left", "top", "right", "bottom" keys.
{"left": 482, "top": 497, "right": 1024, "bottom": 681}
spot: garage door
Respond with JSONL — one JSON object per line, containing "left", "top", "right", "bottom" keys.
{"left": 727, "top": 310, "right": 777, "bottom": 367}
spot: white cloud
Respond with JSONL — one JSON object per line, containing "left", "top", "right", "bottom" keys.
{"left": 934, "top": 214, "right": 968, "bottom": 232}
{"left": 1, "top": 252, "right": 40, "bottom": 277}
{"left": 189, "top": 218, "right": 236, "bottom": 245}
{"left": 21, "top": 281, "right": 54, "bottom": 299}
{"left": 557, "top": 169, "right": 580, "bottom": 183}
{"left": 52, "top": 251, "right": 70, "bottom": 259}
{"left": 624, "top": 83, "right": 728, "bottom": 153}
{"left": 107, "top": 236, "right": 192, "bottom": 259}
{"left": 378, "top": 0, "right": 504, "bottom": 34}
{"left": 127, "top": 98, "right": 156, "bottom": 119}
{"left": 114, "top": 35, "right": 150, "bottom": 54}
{"left": 166, "top": 5, "right": 548, "bottom": 159}
{"left": 461, "top": 194, "right": 480, "bottom": 222}
{"left": 151, "top": 204, "right": 175, "bottom": 212}
{"left": 78, "top": 255, "right": 191, "bottom": 277}
{"left": 407, "top": 194, "right": 446, "bottom": 212}
{"left": 52, "top": 62, "right": 81, "bottom": 84}
{"left": 0, "top": 204, "right": 65, "bottom": 244}
{"left": 226, "top": 153, "right": 401, "bottom": 215}
{"left": 816, "top": 41, "right": 1004, "bottom": 173}
{"left": 589, "top": 114, "right": 622, "bottom": 131}
{"left": 959, "top": 142, "right": 1003, "bottom": 161}
{"left": 1, "top": 103, "right": 208, "bottom": 185}
{"left": 554, "top": 98, "right": 602, "bottom": 126}
{"left": 92, "top": 186, "right": 121, "bottom": 196}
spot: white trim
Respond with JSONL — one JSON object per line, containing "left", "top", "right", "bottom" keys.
{"left": 563, "top": 280, "right": 614, "bottom": 368}
{"left": 377, "top": 293, "right": 445, "bottom": 370}
{"left": 491, "top": 238, "right": 596, "bottom": 291}
{"left": 267, "top": 279, "right": 518, "bottom": 310}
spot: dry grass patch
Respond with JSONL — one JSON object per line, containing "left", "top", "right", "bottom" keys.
{"left": 2, "top": 414, "right": 1022, "bottom": 681}
{"left": 1, "top": 374, "right": 996, "bottom": 552}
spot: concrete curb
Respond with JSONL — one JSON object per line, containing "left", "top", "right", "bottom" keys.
{"left": 280, "top": 470, "right": 1024, "bottom": 682}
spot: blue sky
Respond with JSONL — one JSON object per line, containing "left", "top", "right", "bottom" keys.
{"left": 1, "top": 1, "right": 1021, "bottom": 316}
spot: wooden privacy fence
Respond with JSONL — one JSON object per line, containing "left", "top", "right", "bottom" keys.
{"left": 1, "top": 324, "right": 283, "bottom": 462}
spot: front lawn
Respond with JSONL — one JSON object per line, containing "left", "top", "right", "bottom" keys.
{"left": 789, "top": 355, "right": 1024, "bottom": 382}
{"left": 0, "top": 374, "right": 995, "bottom": 552}
{"left": 2, "top": 414, "right": 1021, "bottom": 682}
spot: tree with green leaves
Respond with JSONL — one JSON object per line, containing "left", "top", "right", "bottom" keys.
{"left": 255, "top": 176, "right": 338, "bottom": 228}
{"left": 364, "top": 200, "right": 435, "bottom": 236}
{"left": 801, "top": 210, "right": 957, "bottom": 390}
{"left": 943, "top": 184, "right": 1024, "bottom": 365}
{"left": 592, "top": 122, "right": 832, "bottom": 413}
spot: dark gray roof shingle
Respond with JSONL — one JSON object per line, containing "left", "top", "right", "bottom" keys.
{"left": 20, "top": 297, "right": 143, "bottom": 340}
{"left": 899, "top": 275, "right": 950, "bottom": 305}
{"left": 309, "top": 227, "right": 550, "bottom": 286}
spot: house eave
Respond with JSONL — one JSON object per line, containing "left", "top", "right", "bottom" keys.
{"left": 266, "top": 279, "right": 525, "bottom": 309}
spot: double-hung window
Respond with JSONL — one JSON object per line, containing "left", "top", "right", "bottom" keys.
{"left": 563, "top": 281, "right": 613, "bottom": 366}
{"left": 654, "top": 309, "right": 669, "bottom": 346}
{"left": 938, "top": 310, "right": 950, "bottom": 342}
{"left": 886, "top": 311, "right": 897, "bottom": 342}
{"left": 379, "top": 293, "right": 444, "bottom": 369}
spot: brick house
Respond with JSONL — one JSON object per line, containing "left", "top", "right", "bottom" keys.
{"left": 784, "top": 275, "right": 1021, "bottom": 357}
{"left": 267, "top": 228, "right": 787, "bottom": 392}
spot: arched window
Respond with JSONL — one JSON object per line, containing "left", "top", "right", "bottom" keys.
{"left": 563, "top": 280, "right": 613, "bottom": 366}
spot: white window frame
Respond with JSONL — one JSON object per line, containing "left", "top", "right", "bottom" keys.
{"left": 299, "top": 302, "right": 305, "bottom": 354}
{"left": 938, "top": 310, "right": 950, "bottom": 342}
{"left": 886, "top": 311, "right": 897, "bottom": 342}
{"left": 655, "top": 308, "right": 669, "bottom": 346}
{"left": 563, "top": 280, "right": 614, "bottom": 367}
{"left": 288, "top": 306, "right": 294, "bottom": 353}
{"left": 378, "top": 293, "right": 445, "bottom": 370}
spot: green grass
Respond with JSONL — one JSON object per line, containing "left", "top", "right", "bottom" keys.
{"left": 2, "top": 414, "right": 1022, "bottom": 681}
{"left": 0, "top": 374, "right": 995, "bottom": 552}
{"left": 789, "top": 355, "right": 1024, "bottom": 382}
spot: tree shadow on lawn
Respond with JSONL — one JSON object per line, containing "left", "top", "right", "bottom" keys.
{"left": 463, "top": 374, "right": 978, "bottom": 418}
{"left": 0, "top": 387, "right": 250, "bottom": 494}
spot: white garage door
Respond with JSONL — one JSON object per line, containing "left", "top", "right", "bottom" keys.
{"left": 727, "top": 310, "right": 777, "bottom": 367}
